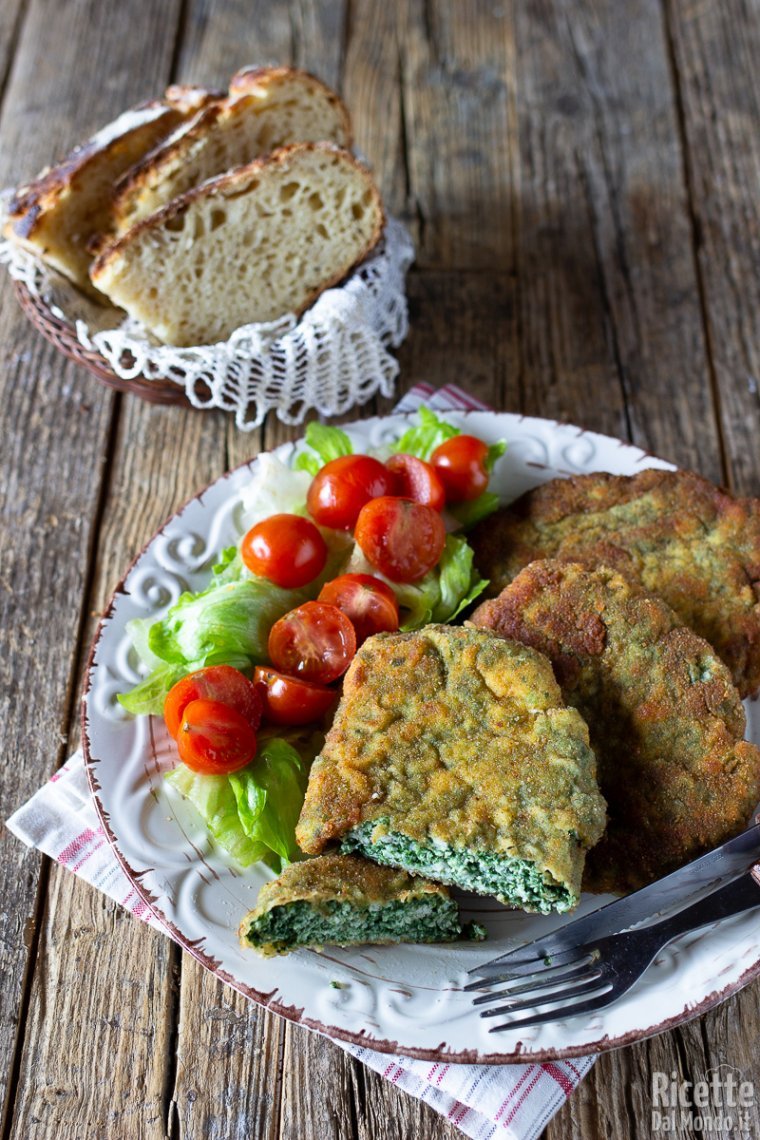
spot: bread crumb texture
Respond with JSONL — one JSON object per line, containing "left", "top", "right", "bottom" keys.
{"left": 91, "top": 143, "right": 384, "bottom": 346}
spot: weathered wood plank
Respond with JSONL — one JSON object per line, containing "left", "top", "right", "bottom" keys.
{"left": 173, "top": 0, "right": 294, "bottom": 89}
{"left": 9, "top": 405, "right": 238, "bottom": 1140}
{"left": 171, "top": 968, "right": 284, "bottom": 1140}
{"left": 0, "top": 0, "right": 26, "bottom": 113}
{"left": 8, "top": 865, "right": 178, "bottom": 1140}
{"left": 0, "top": 0, "right": 179, "bottom": 181}
{"left": 511, "top": 2, "right": 759, "bottom": 1136}
{"left": 173, "top": 0, "right": 346, "bottom": 96}
{"left": 546, "top": 986, "right": 760, "bottom": 1140}
{"left": 359, "top": 1062, "right": 464, "bottom": 1140}
{"left": 665, "top": 0, "right": 760, "bottom": 494}
{"left": 341, "top": 2, "right": 407, "bottom": 225}
{"left": 1, "top": 1, "right": 186, "bottom": 1136}
{"left": 512, "top": 0, "right": 722, "bottom": 476}
{"left": 382, "top": 270, "right": 516, "bottom": 415}
{"left": 394, "top": 0, "right": 514, "bottom": 270}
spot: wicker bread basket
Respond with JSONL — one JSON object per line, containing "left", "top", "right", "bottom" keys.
{"left": 3, "top": 214, "right": 413, "bottom": 428}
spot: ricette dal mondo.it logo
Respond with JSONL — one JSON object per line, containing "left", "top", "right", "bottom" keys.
{"left": 651, "top": 1065, "right": 755, "bottom": 1133}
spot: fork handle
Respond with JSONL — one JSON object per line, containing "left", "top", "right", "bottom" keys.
{"left": 638, "top": 863, "right": 760, "bottom": 953}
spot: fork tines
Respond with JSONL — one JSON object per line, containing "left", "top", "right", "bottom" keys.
{"left": 464, "top": 943, "right": 586, "bottom": 986}
{"left": 465, "top": 949, "right": 615, "bottom": 1031}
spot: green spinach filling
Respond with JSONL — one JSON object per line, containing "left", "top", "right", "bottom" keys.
{"left": 341, "top": 821, "right": 574, "bottom": 914}
{"left": 245, "top": 895, "right": 468, "bottom": 953}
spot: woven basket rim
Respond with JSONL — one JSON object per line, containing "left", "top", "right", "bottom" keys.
{"left": 12, "top": 277, "right": 192, "bottom": 406}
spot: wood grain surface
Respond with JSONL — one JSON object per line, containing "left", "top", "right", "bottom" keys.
{"left": 1, "top": 2, "right": 759, "bottom": 1139}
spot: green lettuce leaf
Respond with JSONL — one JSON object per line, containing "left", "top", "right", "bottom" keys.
{"left": 117, "top": 663, "right": 185, "bottom": 717}
{"left": 390, "top": 406, "right": 460, "bottom": 461}
{"left": 165, "top": 765, "right": 272, "bottom": 868}
{"left": 431, "top": 534, "right": 489, "bottom": 622}
{"left": 211, "top": 545, "right": 246, "bottom": 585}
{"left": 292, "top": 421, "right": 353, "bottom": 475}
{"left": 486, "top": 440, "right": 507, "bottom": 471}
{"left": 118, "top": 574, "right": 308, "bottom": 714}
{"left": 397, "top": 535, "right": 487, "bottom": 628}
{"left": 448, "top": 490, "right": 501, "bottom": 530}
{"left": 147, "top": 577, "right": 306, "bottom": 668}
{"left": 229, "top": 739, "right": 307, "bottom": 869}
{"left": 165, "top": 737, "right": 310, "bottom": 870}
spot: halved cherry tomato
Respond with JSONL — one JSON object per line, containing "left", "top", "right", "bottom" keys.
{"left": 177, "top": 698, "right": 257, "bottom": 774}
{"left": 164, "top": 665, "right": 263, "bottom": 740}
{"left": 354, "top": 496, "right": 446, "bottom": 583}
{"left": 268, "top": 601, "right": 357, "bottom": 683}
{"left": 318, "top": 573, "right": 400, "bottom": 644}
{"left": 254, "top": 666, "right": 337, "bottom": 726}
{"left": 306, "top": 454, "right": 395, "bottom": 530}
{"left": 241, "top": 513, "right": 327, "bottom": 588}
{"left": 385, "top": 453, "right": 446, "bottom": 511}
{"left": 430, "top": 435, "right": 490, "bottom": 502}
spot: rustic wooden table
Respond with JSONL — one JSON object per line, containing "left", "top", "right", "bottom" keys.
{"left": 2, "top": 2, "right": 760, "bottom": 1137}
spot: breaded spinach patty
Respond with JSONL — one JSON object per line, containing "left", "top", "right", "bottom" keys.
{"left": 296, "top": 625, "right": 606, "bottom": 913}
{"left": 470, "top": 468, "right": 760, "bottom": 697}
{"left": 472, "top": 560, "right": 760, "bottom": 893}
{"left": 239, "top": 854, "right": 482, "bottom": 955}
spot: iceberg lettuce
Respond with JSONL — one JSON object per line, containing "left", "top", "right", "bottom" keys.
{"left": 345, "top": 533, "right": 487, "bottom": 630}
{"left": 292, "top": 422, "right": 353, "bottom": 476}
{"left": 165, "top": 737, "right": 312, "bottom": 871}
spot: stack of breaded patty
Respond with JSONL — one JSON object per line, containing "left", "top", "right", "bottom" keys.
{"left": 470, "top": 469, "right": 760, "bottom": 892}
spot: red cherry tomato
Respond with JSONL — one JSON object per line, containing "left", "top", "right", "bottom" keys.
{"left": 430, "top": 435, "right": 490, "bottom": 502}
{"left": 163, "top": 665, "right": 263, "bottom": 740}
{"left": 306, "top": 454, "right": 395, "bottom": 530}
{"left": 354, "top": 496, "right": 447, "bottom": 583}
{"left": 318, "top": 573, "right": 400, "bottom": 644}
{"left": 254, "top": 666, "right": 337, "bottom": 726}
{"left": 385, "top": 453, "right": 446, "bottom": 511}
{"left": 268, "top": 601, "right": 357, "bottom": 683}
{"left": 177, "top": 698, "right": 257, "bottom": 774}
{"left": 241, "top": 513, "right": 327, "bottom": 588}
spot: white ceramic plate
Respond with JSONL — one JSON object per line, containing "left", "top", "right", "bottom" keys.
{"left": 82, "top": 410, "right": 760, "bottom": 1062}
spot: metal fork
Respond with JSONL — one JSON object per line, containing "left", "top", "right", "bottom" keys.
{"left": 464, "top": 864, "right": 760, "bottom": 1032}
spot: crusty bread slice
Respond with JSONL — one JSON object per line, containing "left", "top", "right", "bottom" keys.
{"left": 90, "top": 143, "right": 384, "bottom": 346}
{"left": 5, "top": 88, "right": 218, "bottom": 297}
{"left": 111, "top": 67, "right": 352, "bottom": 236}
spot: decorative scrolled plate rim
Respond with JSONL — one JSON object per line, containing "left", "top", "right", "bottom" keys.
{"left": 82, "top": 409, "right": 760, "bottom": 1063}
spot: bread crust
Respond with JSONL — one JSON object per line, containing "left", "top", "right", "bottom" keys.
{"left": 5, "top": 92, "right": 218, "bottom": 294}
{"left": 110, "top": 68, "right": 352, "bottom": 234}
{"left": 229, "top": 64, "right": 353, "bottom": 147}
{"left": 7, "top": 102, "right": 173, "bottom": 225}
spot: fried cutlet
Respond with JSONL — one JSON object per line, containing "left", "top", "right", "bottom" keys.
{"left": 469, "top": 468, "right": 760, "bottom": 697}
{"left": 295, "top": 625, "right": 606, "bottom": 914}
{"left": 472, "top": 560, "right": 760, "bottom": 893}
{"left": 239, "top": 854, "right": 484, "bottom": 956}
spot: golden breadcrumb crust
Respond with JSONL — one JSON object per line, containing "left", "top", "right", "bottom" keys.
{"left": 472, "top": 560, "right": 760, "bottom": 892}
{"left": 296, "top": 625, "right": 606, "bottom": 899}
{"left": 470, "top": 468, "right": 760, "bottom": 698}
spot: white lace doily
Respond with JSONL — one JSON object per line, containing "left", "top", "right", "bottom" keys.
{"left": 0, "top": 214, "right": 414, "bottom": 429}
